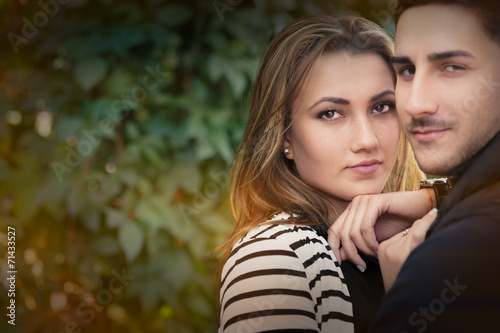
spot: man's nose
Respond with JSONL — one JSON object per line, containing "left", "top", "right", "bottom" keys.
{"left": 399, "top": 72, "right": 438, "bottom": 120}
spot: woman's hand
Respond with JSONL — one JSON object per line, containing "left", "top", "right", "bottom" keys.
{"left": 378, "top": 208, "right": 437, "bottom": 290}
{"left": 328, "top": 190, "right": 434, "bottom": 271}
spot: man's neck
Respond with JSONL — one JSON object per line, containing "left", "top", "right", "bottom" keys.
{"left": 448, "top": 132, "right": 500, "bottom": 187}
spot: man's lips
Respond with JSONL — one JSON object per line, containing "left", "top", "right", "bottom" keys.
{"left": 347, "top": 159, "right": 381, "bottom": 175}
{"left": 412, "top": 128, "right": 449, "bottom": 142}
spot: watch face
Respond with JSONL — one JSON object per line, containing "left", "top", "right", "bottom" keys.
{"left": 420, "top": 178, "right": 451, "bottom": 190}
{"left": 420, "top": 180, "right": 434, "bottom": 187}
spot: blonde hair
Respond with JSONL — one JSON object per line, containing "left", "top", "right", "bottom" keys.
{"left": 218, "top": 14, "right": 423, "bottom": 270}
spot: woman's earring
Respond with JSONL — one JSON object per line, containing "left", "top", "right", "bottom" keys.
{"left": 284, "top": 147, "right": 290, "bottom": 154}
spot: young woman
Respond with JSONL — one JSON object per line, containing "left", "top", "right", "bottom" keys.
{"left": 218, "top": 15, "right": 431, "bottom": 332}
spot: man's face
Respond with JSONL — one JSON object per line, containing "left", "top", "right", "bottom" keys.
{"left": 394, "top": 4, "right": 500, "bottom": 175}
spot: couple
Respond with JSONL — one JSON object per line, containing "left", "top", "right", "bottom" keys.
{"left": 218, "top": 0, "right": 500, "bottom": 332}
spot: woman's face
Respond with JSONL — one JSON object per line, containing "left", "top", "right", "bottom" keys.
{"left": 285, "top": 52, "right": 400, "bottom": 210}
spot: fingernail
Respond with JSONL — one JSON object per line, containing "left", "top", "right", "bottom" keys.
{"left": 429, "top": 208, "right": 438, "bottom": 216}
{"left": 356, "top": 265, "right": 365, "bottom": 273}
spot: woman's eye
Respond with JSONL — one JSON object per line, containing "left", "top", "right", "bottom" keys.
{"left": 318, "top": 110, "right": 342, "bottom": 121}
{"left": 372, "top": 103, "right": 394, "bottom": 114}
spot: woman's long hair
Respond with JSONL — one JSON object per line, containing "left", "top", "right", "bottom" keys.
{"left": 217, "top": 14, "right": 423, "bottom": 277}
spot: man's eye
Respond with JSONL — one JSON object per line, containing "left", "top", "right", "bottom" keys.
{"left": 399, "top": 67, "right": 415, "bottom": 76}
{"left": 443, "top": 65, "right": 465, "bottom": 72}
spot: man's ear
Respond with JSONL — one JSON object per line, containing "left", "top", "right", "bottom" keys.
{"left": 283, "top": 134, "right": 294, "bottom": 160}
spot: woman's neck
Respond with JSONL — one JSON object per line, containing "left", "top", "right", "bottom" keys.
{"left": 326, "top": 199, "right": 350, "bottom": 226}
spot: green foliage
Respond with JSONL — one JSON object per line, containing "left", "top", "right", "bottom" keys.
{"left": 0, "top": 0, "right": 392, "bottom": 332}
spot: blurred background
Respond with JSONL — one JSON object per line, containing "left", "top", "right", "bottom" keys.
{"left": 0, "top": 0, "right": 395, "bottom": 332}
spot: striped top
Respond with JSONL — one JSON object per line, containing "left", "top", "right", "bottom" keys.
{"left": 218, "top": 213, "right": 354, "bottom": 332}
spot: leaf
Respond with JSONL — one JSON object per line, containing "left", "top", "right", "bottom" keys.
{"left": 139, "top": 280, "right": 167, "bottom": 310}
{"left": 62, "top": 37, "right": 94, "bottom": 59}
{"left": 127, "top": 257, "right": 176, "bottom": 309}
{"left": 209, "top": 129, "right": 234, "bottom": 164}
{"left": 274, "top": 0, "right": 298, "bottom": 11}
{"left": 91, "top": 236, "right": 120, "bottom": 255}
{"left": 161, "top": 251, "right": 194, "bottom": 291}
{"left": 100, "top": 174, "right": 123, "bottom": 202}
{"left": 155, "top": 4, "right": 193, "bottom": 27}
{"left": 119, "top": 222, "right": 144, "bottom": 262}
{"left": 145, "top": 228, "right": 169, "bottom": 257}
{"left": 36, "top": 172, "right": 70, "bottom": 205}
{"left": 185, "top": 293, "right": 212, "bottom": 318}
{"left": 225, "top": 66, "right": 247, "bottom": 97}
{"left": 103, "top": 67, "right": 135, "bottom": 97}
{"left": 53, "top": 117, "right": 84, "bottom": 140}
{"left": 206, "top": 56, "right": 248, "bottom": 97}
{"left": 67, "top": 0, "right": 89, "bottom": 8}
{"left": 82, "top": 98, "right": 114, "bottom": 122}
{"left": 135, "top": 199, "right": 164, "bottom": 230}
{"left": 120, "top": 187, "right": 137, "bottom": 212}
{"left": 136, "top": 176, "right": 153, "bottom": 197}
{"left": 105, "top": 208, "right": 129, "bottom": 229}
{"left": 74, "top": 57, "right": 108, "bottom": 90}
{"left": 118, "top": 168, "right": 138, "bottom": 187}
{"left": 167, "top": 122, "right": 190, "bottom": 148}
{"left": 170, "top": 162, "right": 202, "bottom": 192}
{"left": 195, "top": 139, "right": 216, "bottom": 161}
{"left": 186, "top": 229, "right": 207, "bottom": 259}
{"left": 125, "top": 122, "right": 141, "bottom": 140}
{"left": 142, "top": 145, "right": 163, "bottom": 167}
{"left": 207, "top": 55, "right": 225, "bottom": 82}
{"left": 81, "top": 209, "right": 101, "bottom": 233}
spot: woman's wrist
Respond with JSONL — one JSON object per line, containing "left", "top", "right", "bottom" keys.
{"left": 420, "top": 188, "right": 436, "bottom": 210}
{"left": 419, "top": 178, "right": 451, "bottom": 209}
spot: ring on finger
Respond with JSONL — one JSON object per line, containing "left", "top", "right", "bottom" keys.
{"left": 401, "top": 228, "right": 409, "bottom": 237}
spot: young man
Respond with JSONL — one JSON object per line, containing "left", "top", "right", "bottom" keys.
{"left": 370, "top": 1, "right": 500, "bottom": 332}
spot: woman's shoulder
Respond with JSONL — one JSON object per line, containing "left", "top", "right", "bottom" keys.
{"left": 238, "top": 212, "right": 323, "bottom": 242}
{"left": 221, "top": 212, "right": 340, "bottom": 286}
{"left": 228, "top": 213, "right": 333, "bottom": 265}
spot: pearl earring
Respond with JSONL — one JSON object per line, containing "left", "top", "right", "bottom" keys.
{"left": 284, "top": 147, "right": 290, "bottom": 154}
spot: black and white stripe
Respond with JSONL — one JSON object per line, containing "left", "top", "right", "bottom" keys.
{"left": 219, "top": 213, "right": 354, "bottom": 332}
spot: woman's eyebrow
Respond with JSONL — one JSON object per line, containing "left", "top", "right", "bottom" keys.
{"left": 370, "top": 90, "right": 394, "bottom": 102}
{"left": 308, "top": 97, "right": 350, "bottom": 111}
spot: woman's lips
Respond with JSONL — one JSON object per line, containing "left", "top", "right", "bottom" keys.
{"left": 347, "top": 160, "right": 381, "bottom": 175}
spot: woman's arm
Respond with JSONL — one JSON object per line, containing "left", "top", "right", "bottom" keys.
{"left": 378, "top": 209, "right": 437, "bottom": 290}
{"left": 328, "top": 189, "right": 435, "bottom": 271}
{"left": 219, "top": 236, "right": 319, "bottom": 332}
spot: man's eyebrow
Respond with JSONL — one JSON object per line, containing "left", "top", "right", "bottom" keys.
{"left": 370, "top": 90, "right": 395, "bottom": 102}
{"left": 427, "top": 50, "right": 474, "bottom": 62}
{"left": 391, "top": 50, "right": 474, "bottom": 65}
{"left": 390, "top": 56, "right": 411, "bottom": 65}
{"left": 308, "top": 97, "right": 350, "bottom": 111}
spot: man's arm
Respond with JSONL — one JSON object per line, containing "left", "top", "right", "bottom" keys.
{"left": 369, "top": 216, "right": 500, "bottom": 332}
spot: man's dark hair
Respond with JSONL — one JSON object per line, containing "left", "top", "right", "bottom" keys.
{"left": 395, "top": 0, "right": 500, "bottom": 45}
